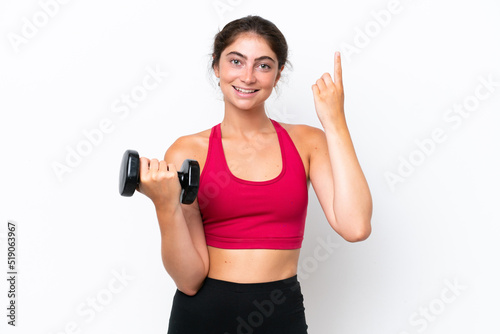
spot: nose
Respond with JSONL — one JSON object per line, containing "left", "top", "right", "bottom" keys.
{"left": 240, "top": 65, "right": 256, "bottom": 84}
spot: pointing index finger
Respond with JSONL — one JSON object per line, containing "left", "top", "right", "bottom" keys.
{"left": 334, "top": 51, "right": 343, "bottom": 86}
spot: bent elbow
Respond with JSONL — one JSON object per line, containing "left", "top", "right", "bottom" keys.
{"left": 176, "top": 276, "right": 207, "bottom": 297}
{"left": 177, "top": 281, "right": 203, "bottom": 296}
{"left": 179, "top": 286, "right": 200, "bottom": 297}
{"left": 343, "top": 222, "right": 371, "bottom": 243}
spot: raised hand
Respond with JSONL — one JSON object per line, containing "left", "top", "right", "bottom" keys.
{"left": 311, "top": 51, "right": 345, "bottom": 130}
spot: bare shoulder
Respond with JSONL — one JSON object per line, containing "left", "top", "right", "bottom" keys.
{"left": 276, "top": 121, "right": 326, "bottom": 151}
{"left": 164, "top": 128, "right": 212, "bottom": 168}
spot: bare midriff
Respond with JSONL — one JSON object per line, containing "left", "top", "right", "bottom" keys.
{"left": 207, "top": 246, "right": 301, "bottom": 283}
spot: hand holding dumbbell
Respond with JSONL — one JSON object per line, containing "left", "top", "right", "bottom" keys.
{"left": 119, "top": 150, "right": 200, "bottom": 204}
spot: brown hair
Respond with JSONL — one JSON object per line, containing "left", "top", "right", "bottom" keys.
{"left": 211, "top": 16, "right": 289, "bottom": 71}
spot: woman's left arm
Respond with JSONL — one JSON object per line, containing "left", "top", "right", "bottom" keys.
{"left": 309, "top": 51, "right": 372, "bottom": 242}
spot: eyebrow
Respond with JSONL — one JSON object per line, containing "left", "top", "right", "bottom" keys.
{"left": 225, "top": 51, "right": 276, "bottom": 63}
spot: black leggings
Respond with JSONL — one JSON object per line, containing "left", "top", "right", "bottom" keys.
{"left": 167, "top": 275, "right": 308, "bottom": 334}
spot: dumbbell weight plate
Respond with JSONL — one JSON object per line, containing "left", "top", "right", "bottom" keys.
{"left": 179, "top": 159, "right": 200, "bottom": 204}
{"left": 119, "top": 149, "right": 140, "bottom": 197}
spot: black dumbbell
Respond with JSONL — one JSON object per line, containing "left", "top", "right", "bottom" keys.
{"left": 118, "top": 149, "right": 200, "bottom": 204}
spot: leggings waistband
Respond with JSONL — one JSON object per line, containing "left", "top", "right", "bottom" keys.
{"left": 202, "top": 275, "right": 299, "bottom": 293}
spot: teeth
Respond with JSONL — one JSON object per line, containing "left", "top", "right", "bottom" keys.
{"left": 235, "top": 87, "right": 257, "bottom": 94}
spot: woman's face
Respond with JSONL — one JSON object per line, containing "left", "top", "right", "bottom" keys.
{"left": 214, "top": 33, "right": 283, "bottom": 112}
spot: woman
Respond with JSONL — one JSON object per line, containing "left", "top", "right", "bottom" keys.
{"left": 138, "top": 15, "right": 372, "bottom": 334}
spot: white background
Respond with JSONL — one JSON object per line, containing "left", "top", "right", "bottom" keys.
{"left": 1, "top": 0, "right": 499, "bottom": 333}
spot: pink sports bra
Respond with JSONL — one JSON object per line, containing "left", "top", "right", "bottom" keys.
{"left": 198, "top": 119, "right": 308, "bottom": 250}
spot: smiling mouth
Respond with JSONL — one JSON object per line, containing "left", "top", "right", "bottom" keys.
{"left": 233, "top": 86, "right": 259, "bottom": 94}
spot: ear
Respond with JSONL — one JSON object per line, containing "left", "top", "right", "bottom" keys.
{"left": 213, "top": 55, "right": 220, "bottom": 78}
{"left": 274, "top": 65, "right": 284, "bottom": 87}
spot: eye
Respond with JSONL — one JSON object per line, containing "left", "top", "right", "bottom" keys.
{"left": 258, "top": 63, "right": 271, "bottom": 70}
{"left": 230, "top": 59, "right": 241, "bottom": 65}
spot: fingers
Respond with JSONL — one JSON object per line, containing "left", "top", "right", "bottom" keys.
{"left": 334, "top": 51, "right": 343, "bottom": 86}
{"left": 312, "top": 52, "right": 343, "bottom": 93}
{"left": 149, "top": 158, "right": 159, "bottom": 172}
{"left": 312, "top": 73, "right": 336, "bottom": 96}
{"left": 155, "top": 160, "right": 176, "bottom": 174}
{"left": 158, "top": 160, "right": 167, "bottom": 172}
{"left": 312, "top": 73, "right": 329, "bottom": 94}
{"left": 311, "top": 83, "right": 320, "bottom": 96}
{"left": 139, "top": 157, "right": 150, "bottom": 178}
{"left": 139, "top": 157, "right": 177, "bottom": 180}
{"left": 166, "top": 163, "right": 177, "bottom": 173}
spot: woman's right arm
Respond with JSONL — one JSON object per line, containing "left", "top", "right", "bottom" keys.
{"left": 138, "top": 136, "right": 209, "bottom": 296}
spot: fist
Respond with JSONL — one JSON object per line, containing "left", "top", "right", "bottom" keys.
{"left": 137, "top": 157, "right": 181, "bottom": 208}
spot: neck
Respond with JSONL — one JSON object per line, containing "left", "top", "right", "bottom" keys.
{"left": 221, "top": 102, "right": 273, "bottom": 138}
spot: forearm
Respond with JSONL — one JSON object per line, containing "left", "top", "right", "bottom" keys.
{"left": 155, "top": 204, "right": 208, "bottom": 295}
{"left": 324, "top": 120, "right": 372, "bottom": 241}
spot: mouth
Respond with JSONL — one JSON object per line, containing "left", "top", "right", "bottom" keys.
{"left": 232, "top": 86, "right": 260, "bottom": 95}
